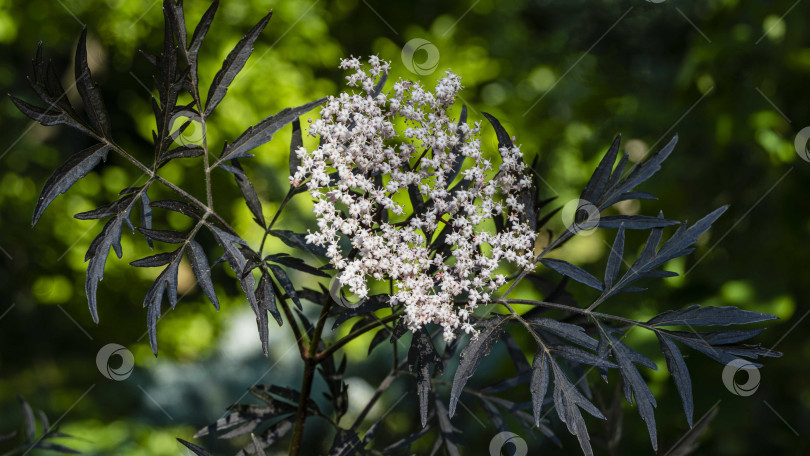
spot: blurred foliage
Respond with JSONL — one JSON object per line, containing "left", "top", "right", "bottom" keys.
{"left": 0, "top": 0, "right": 808, "bottom": 454}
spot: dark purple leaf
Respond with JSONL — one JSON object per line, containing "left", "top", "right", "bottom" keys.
{"left": 604, "top": 225, "right": 624, "bottom": 289}
{"left": 449, "top": 315, "right": 509, "bottom": 417}
{"left": 188, "top": 0, "right": 219, "bottom": 63}
{"left": 540, "top": 258, "right": 603, "bottom": 291}
{"left": 215, "top": 97, "right": 326, "bottom": 165}
{"left": 8, "top": 95, "right": 92, "bottom": 135}
{"left": 657, "top": 333, "right": 693, "bottom": 427}
{"left": 33, "top": 143, "right": 111, "bottom": 225}
{"left": 267, "top": 229, "right": 328, "bottom": 257}
{"left": 648, "top": 304, "right": 778, "bottom": 328}
{"left": 130, "top": 251, "right": 176, "bottom": 267}
{"left": 158, "top": 145, "right": 204, "bottom": 164}
{"left": 227, "top": 158, "right": 265, "bottom": 227}
{"left": 288, "top": 118, "right": 303, "bottom": 177}
{"left": 75, "top": 28, "right": 110, "bottom": 137}
{"left": 150, "top": 199, "right": 202, "bottom": 220}
{"left": 204, "top": 11, "right": 273, "bottom": 116}
{"left": 267, "top": 264, "right": 301, "bottom": 311}
{"left": 598, "top": 215, "right": 679, "bottom": 230}
{"left": 481, "top": 111, "right": 513, "bottom": 149}
{"left": 530, "top": 349, "right": 550, "bottom": 427}
{"left": 582, "top": 134, "right": 620, "bottom": 204}
{"left": 177, "top": 438, "right": 213, "bottom": 456}
{"left": 17, "top": 395, "right": 35, "bottom": 442}
{"left": 596, "top": 323, "right": 658, "bottom": 451}
{"left": 74, "top": 194, "right": 135, "bottom": 220}
{"left": 188, "top": 240, "right": 219, "bottom": 310}
{"left": 137, "top": 228, "right": 187, "bottom": 244}
{"left": 409, "top": 328, "right": 441, "bottom": 427}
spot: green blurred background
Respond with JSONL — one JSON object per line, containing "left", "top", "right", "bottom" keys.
{"left": 0, "top": 0, "right": 808, "bottom": 454}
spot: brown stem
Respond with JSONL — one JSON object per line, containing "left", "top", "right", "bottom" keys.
{"left": 272, "top": 280, "right": 307, "bottom": 359}
{"left": 288, "top": 299, "right": 332, "bottom": 456}
{"left": 259, "top": 187, "right": 294, "bottom": 255}
{"left": 102, "top": 140, "right": 237, "bottom": 234}
{"left": 289, "top": 359, "right": 316, "bottom": 456}
{"left": 498, "top": 298, "right": 653, "bottom": 330}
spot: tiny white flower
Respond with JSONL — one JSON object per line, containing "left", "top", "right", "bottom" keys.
{"left": 295, "top": 57, "right": 536, "bottom": 340}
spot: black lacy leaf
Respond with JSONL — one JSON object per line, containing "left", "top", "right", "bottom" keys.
{"left": 581, "top": 134, "right": 621, "bottom": 204}
{"left": 434, "top": 399, "right": 462, "bottom": 456}
{"left": 8, "top": 41, "right": 92, "bottom": 136}
{"left": 130, "top": 251, "right": 176, "bottom": 267}
{"left": 540, "top": 258, "right": 603, "bottom": 291}
{"left": 604, "top": 224, "right": 625, "bottom": 290}
{"left": 595, "top": 323, "right": 659, "bottom": 451}
{"left": 177, "top": 438, "right": 213, "bottom": 456}
{"left": 137, "top": 227, "right": 187, "bottom": 244}
{"left": 267, "top": 229, "right": 328, "bottom": 257}
{"left": 11, "top": 395, "right": 80, "bottom": 454}
{"left": 204, "top": 10, "right": 272, "bottom": 116}
{"left": 8, "top": 95, "right": 90, "bottom": 135}
{"left": 319, "top": 354, "right": 349, "bottom": 421}
{"left": 268, "top": 264, "right": 302, "bottom": 310}
{"left": 445, "top": 105, "right": 468, "bottom": 185}
{"left": 265, "top": 253, "right": 329, "bottom": 277}
{"left": 449, "top": 315, "right": 509, "bottom": 417}
{"left": 647, "top": 304, "right": 778, "bottom": 327}
{"left": 19, "top": 395, "right": 35, "bottom": 442}
{"left": 75, "top": 28, "right": 111, "bottom": 137}
{"left": 598, "top": 206, "right": 728, "bottom": 301}
{"left": 289, "top": 118, "right": 303, "bottom": 177}
{"left": 32, "top": 143, "right": 111, "bottom": 225}
{"left": 215, "top": 97, "right": 326, "bottom": 166}
{"left": 481, "top": 112, "right": 513, "bottom": 149}
{"left": 585, "top": 135, "right": 677, "bottom": 210}
{"left": 256, "top": 271, "right": 282, "bottom": 325}
{"left": 150, "top": 199, "right": 203, "bottom": 220}
{"left": 84, "top": 187, "right": 147, "bottom": 323}
{"left": 657, "top": 332, "right": 694, "bottom": 426}
{"left": 157, "top": 145, "right": 204, "bottom": 165}
{"left": 549, "top": 355, "right": 605, "bottom": 456}
{"left": 408, "top": 328, "right": 441, "bottom": 427}
{"left": 188, "top": 240, "right": 219, "bottom": 310}
{"left": 208, "top": 225, "right": 268, "bottom": 355}
{"left": 597, "top": 214, "right": 678, "bottom": 230}
{"left": 530, "top": 348, "right": 551, "bottom": 427}
{"left": 74, "top": 193, "right": 135, "bottom": 220}
{"left": 143, "top": 247, "right": 185, "bottom": 354}
{"left": 188, "top": 0, "right": 219, "bottom": 65}
{"left": 659, "top": 329, "right": 780, "bottom": 367}
{"left": 228, "top": 158, "right": 265, "bottom": 227}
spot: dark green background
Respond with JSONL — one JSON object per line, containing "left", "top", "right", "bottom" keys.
{"left": 0, "top": 0, "right": 807, "bottom": 454}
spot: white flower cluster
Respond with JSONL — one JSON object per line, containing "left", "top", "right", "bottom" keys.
{"left": 292, "top": 56, "right": 536, "bottom": 341}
